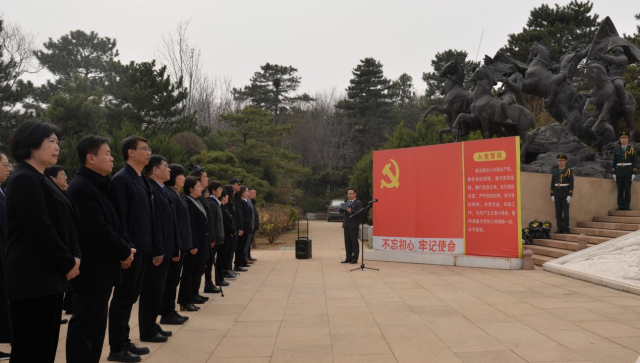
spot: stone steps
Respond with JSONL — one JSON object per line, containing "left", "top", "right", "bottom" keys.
{"left": 547, "top": 233, "right": 610, "bottom": 244}
{"left": 568, "top": 227, "right": 631, "bottom": 238}
{"left": 532, "top": 254, "right": 555, "bottom": 266}
{"left": 609, "top": 210, "right": 640, "bottom": 217}
{"left": 525, "top": 245, "right": 573, "bottom": 259}
{"left": 593, "top": 216, "right": 640, "bottom": 224}
{"left": 529, "top": 210, "right": 634, "bottom": 266}
{"left": 531, "top": 239, "right": 596, "bottom": 251}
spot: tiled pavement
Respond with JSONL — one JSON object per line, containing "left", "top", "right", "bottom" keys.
{"left": 3, "top": 220, "right": 640, "bottom": 362}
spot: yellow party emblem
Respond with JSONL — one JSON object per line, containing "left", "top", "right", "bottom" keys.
{"left": 381, "top": 159, "right": 400, "bottom": 189}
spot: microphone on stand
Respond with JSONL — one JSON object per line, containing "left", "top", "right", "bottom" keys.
{"left": 368, "top": 199, "right": 379, "bottom": 204}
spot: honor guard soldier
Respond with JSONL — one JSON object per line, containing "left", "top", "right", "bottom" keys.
{"left": 550, "top": 154, "right": 574, "bottom": 233}
{"left": 612, "top": 131, "right": 637, "bottom": 210}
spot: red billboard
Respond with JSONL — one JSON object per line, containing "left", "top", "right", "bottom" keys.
{"left": 372, "top": 137, "right": 522, "bottom": 258}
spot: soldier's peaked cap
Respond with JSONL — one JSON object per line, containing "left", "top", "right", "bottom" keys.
{"left": 557, "top": 154, "right": 568, "bottom": 160}
{"left": 620, "top": 131, "right": 629, "bottom": 138}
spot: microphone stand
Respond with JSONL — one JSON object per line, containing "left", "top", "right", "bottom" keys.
{"left": 349, "top": 202, "right": 379, "bottom": 272}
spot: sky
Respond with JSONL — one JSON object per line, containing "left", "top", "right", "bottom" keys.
{"left": 3, "top": 0, "right": 639, "bottom": 95}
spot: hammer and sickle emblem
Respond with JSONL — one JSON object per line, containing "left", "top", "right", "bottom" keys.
{"left": 380, "top": 159, "right": 400, "bottom": 189}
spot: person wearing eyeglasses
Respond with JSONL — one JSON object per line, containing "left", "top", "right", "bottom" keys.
{"left": 107, "top": 136, "right": 156, "bottom": 363}
{"left": 0, "top": 152, "right": 12, "bottom": 361}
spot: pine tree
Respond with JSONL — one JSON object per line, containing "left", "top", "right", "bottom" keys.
{"left": 501, "top": 1, "right": 600, "bottom": 63}
{"left": 232, "top": 63, "right": 313, "bottom": 116}
{"left": 335, "top": 57, "right": 395, "bottom": 153}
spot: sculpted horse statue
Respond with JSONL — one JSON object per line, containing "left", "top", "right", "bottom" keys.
{"left": 523, "top": 43, "right": 586, "bottom": 135}
{"left": 452, "top": 66, "right": 535, "bottom": 159}
{"left": 581, "top": 62, "right": 636, "bottom": 144}
{"left": 421, "top": 60, "right": 481, "bottom": 142}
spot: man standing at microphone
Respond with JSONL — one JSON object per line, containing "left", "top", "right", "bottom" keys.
{"left": 340, "top": 189, "right": 362, "bottom": 264}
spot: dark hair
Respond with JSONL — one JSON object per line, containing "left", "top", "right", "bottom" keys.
{"left": 183, "top": 176, "right": 199, "bottom": 195}
{"left": 234, "top": 185, "right": 248, "bottom": 204}
{"left": 9, "top": 119, "right": 60, "bottom": 163}
{"left": 248, "top": 187, "right": 255, "bottom": 191}
{"left": 77, "top": 135, "right": 110, "bottom": 166}
{"left": 219, "top": 189, "right": 228, "bottom": 201}
{"left": 189, "top": 164, "right": 206, "bottom": 180}
{"left": 121, "top": 135, "right": 148, "bottom": 161}
{"left": 348, "top": 188, "right": 357, "bottom": 194}
{"left": 223, "top": 185, "right": 235, "bottom": 204}
{"left": 165, "top": 164, "right": 186, "bottom": 187}
{"left": 143, "top": 155, "right": 167, "bottom": 176}
{"left": 45, "top": 165, "right": 65, "bottom": 178}
{"left": 207, "top": 181, "right": 223, "bottom": 194}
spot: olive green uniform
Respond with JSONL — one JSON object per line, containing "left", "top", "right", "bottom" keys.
{"left": 550, "top": 167, "right": 574, "bottom": 232}
{"left": 612, "top": 145, "right": 637, "bottom": 210}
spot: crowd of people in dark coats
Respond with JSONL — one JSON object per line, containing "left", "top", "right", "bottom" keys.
{"left": 0, "top": 119, "right": 260, "bottom": 363}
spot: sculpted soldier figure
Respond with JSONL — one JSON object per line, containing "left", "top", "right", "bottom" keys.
{"left": 547, "top": 42, "right": 590, "bottom": 107}
{"left": 497, "top": 62, "right": 523, "bottom": 124}
{"left": 594, "top": 46, "right": 629, "bottom": 109}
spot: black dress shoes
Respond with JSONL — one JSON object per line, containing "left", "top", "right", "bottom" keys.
{"left": 249, "top": 257, "right": 257, "bottom": 261}
{"left": 219, "top": 280, "right": 230, "bottom": 286}
{"left": 160, "top": 314, "right": 185, "bottom": 325}
{"left": 234, "top": 266, "right": 248, "bottom": 272}
{"left": 224, "top": 271, "right": 237, "bottom": 280}
{"left": 107, "top": 350, "right": 141, "bottom": 362}
{"left": 350, "top": 260, "right": 358, "bottom": 264}
{"left": 174, "top": 311, "right": 189, "bottom": 321}
{"left": 127, "top": 343, "right": 149, "bottom": 355}
{"left": 341, "top": 260, "right": 351, "bottom": 264}
{"left": 204, "top": 281, "right": 217, "bottom": 293}
{"left": 193, "top": 296, "right": 206, "bottom": 305}
{"left": 156, "top": 324, "right": 173, "bottom": 337}
{"left": 196, "top": 294, "right": 209, "bottom": 301}
{"left": 180, "top": 303, "right": 199, "bottom": 311}
{"left": 140, "top": 333, "right": 168, "bottom": 343}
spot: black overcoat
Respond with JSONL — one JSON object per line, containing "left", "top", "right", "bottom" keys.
{"left": 67, "top": 166, "right": 132, "bottom": 292}
{"left": 184, "top": 195, "right": 209, "bottom": 265}
{"left": 5, "top": 162, "right": 80, "bottom": 300}
{"left": 110, "top": 163, "right": 159, "bottom": 256}
{"left": 150, "top": 181, "right": 179, "bottom": 258}
{"left": 166, "top": 187, "right": 192, "bottom": 251}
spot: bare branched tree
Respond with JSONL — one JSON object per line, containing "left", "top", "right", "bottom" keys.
{"left": 289, "top": 89, "right": 355, "bottom": 170}
{"left": 157, "top": 20, "right": 238, "bottom": 130}
{"left": 0, "top": 16, "right": 41, "bottom": 113}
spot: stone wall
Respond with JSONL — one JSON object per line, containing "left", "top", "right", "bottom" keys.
{"left": 520, "top": 172, "right": 640, "bottom": 227}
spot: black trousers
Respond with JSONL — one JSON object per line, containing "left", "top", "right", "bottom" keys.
{"left": 178, "top": 253, "right": 206, "bottom": 305}
{"left": 235, "top": 234, "right": 249, "bottom": 267}
{"left": 554, "top": 196, "right": 570, "bottom": 231}
{"left": 66, "top": 288, "right": 113, "bottom": 363}
{"left": 63, "top": 286, "right": 73, "bottom": 313}
{"left": 344, "top": 228, "right": 359, "bottom": 261}
{"left": 160, "top": 254, "right": 184, "bottom": 318}
{"left": 205, "top": 244, "right": 224, "bottom": 284}
{"left": 10, "top": 293, "right": 63, "bottom": 363}
{"left": 109, "top": 253, "right": 150, "bottom": 353}
{"left": 617, "top": 177, "right": 632, "bottom": 209}
{"left": 139, "top": 256, "right": 170, "bottom": 338}
{"left": 226, "top": 236, "right": 238, "bottom": 271}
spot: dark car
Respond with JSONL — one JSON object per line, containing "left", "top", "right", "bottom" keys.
{"left": 326, "top": 199, "right": 344, "bottom": 222}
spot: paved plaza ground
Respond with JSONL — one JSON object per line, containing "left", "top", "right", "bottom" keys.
{"left": 3, "top": 220, "right": 640, "bottom": 362}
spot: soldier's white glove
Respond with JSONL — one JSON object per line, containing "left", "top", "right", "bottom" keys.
{"left": 551, "top": 196, "right": 555, "bottom": 202}
{"left": 633, "top": 175, "right": 636, "bottom": 181}
{"left": 613, "top": 175, "right": 617, "bottom": 181}
{"left": 566, "top": 196, "right": 571, "bottom": 203}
